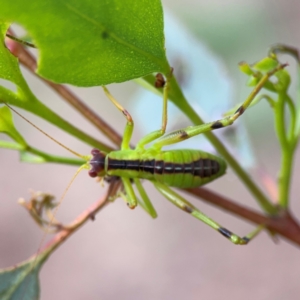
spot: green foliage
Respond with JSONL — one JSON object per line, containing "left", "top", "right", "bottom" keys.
{"left": 0, "top": 0, "right": 169, "bottom": 86}
{"left": 236, "top": 52, "right": 300, "bottom": 208}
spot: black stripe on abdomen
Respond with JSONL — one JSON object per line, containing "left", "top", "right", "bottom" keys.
{"left": 107, "top": 158, "right": 220, "bottom": 178}
{"left": 155, "top": 159, "right": 220, "bottom": 177}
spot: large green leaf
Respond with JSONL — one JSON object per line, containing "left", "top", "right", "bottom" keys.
{"left": 0, "top": 0, "right": 169, "bottom": 86}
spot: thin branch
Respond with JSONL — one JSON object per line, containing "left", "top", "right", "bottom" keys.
{"left": 32, "top": 183, "right": 300, "bottom": 256}
{"left": 35, "top": 179, "right": 121, "bottom": 256}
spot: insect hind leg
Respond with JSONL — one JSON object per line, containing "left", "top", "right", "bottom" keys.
{"left": 151, "top": 63, "right": 286, "bottom": 150}
{"left": 153, "top": 181, "right": 264, "bottom": 245}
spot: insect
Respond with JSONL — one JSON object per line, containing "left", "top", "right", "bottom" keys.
{"left": 87, "top": 82, "right": 257, "bottom": 245}
{"left": 4, "top": 63, "right": 284, "bottom": 246}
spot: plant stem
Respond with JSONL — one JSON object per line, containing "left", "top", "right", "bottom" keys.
{"left": 27, "top": 146, "right": 85, "bottom": 166}
{"left": 278, "top": 148, "right": 295, "bottom": 208}
{"left": 275, "top": 93, "right": 298, "bottom": 208}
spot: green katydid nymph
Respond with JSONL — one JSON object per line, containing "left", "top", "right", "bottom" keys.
{"left": 4, "top": 63, "right": 285, "bottom": 245}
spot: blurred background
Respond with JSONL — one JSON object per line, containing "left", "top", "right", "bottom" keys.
{"left": 1, "top": 0, "right": 300, "bottom": 299}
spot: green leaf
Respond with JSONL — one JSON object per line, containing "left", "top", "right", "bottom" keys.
{"left": 0, "top": 0, "right": 169, "bottom": 86}
{"left": 253, "top": 57, "right": 279, "bottom": 73}
{"left": 238, "top": 61, "right": 253, "bottom": 75}
{"left": 0, "top": 106, "right": 27, "bottom": 146}
{"left": 0, "top": 254, "right": 48, "bottom": 300}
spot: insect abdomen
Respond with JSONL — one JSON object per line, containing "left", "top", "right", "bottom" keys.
{"left": 106, "top": 149, "right": 226, "bottom": 188}
{"left": 152, "top": 150, "right": 226, "bottom": 188}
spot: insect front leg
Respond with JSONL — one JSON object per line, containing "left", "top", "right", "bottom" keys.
{"left": 122, "top": 177, "right": 138, "bottom": 209}
{"left": 102, "top": 86, "right": 134, "bottom": 150}
{"left": 153, "top": 182, "right": 264, "bottom": 245}
{"left": 121, "top": 177, "right": 158, "bottom": 217}
{"left": 136, "top": 73, "right": 171, "bottom": 150}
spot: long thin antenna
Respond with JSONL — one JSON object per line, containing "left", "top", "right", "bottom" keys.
{"left": 34, "top": 163, "right": 88, "bottom": 249}
{"left": 2, "top": 102, "right": 86, "bottom": 159}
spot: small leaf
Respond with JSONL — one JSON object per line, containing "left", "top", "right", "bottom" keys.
{"left": 0, "top": 254, "right": 48, "bottom": 300}
{"left": 253, "top": 57, "right": 279, "bottom": 73}
{"left": 0, "top": 106, "right": 27, "bottom": 146}
{"left": 0, "top": 0, "right": 169, "bottom": 86}
{"left": 238, "top": 61, "right": 253, "bottom": 75}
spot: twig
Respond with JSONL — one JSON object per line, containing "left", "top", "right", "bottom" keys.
{"left": 35, "top": 179, "right": 121, "bottom": 256}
